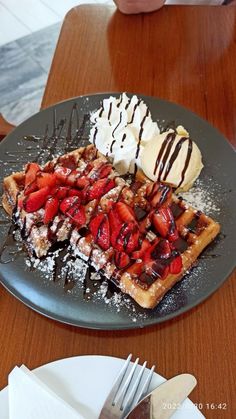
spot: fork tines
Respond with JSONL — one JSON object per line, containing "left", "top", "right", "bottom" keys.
{"left": 99, "top": 354, "right": 155, "bottom": 419}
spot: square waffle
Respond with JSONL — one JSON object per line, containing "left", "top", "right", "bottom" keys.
{"left": 2, "top": 144, "right": 220, "bottom": 309}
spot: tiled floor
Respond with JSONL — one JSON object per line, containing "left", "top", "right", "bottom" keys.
{"left": 0, "top": 1, "right": 113, "bottom": 126}
{"left": 0, "top": 23, "right": 61, "bottom": 125}
{"left": 0, "top": 0, "right": 113, "bottom": 46}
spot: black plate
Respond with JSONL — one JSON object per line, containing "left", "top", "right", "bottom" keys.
{"left": 0, "top": 93, "right": 235, "bottom": 330}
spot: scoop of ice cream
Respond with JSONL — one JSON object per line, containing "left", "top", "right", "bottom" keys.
{"left": 141, "top": 128, "right": 203, "bottom": 191}
{"left": 89, "top": 93, "right": 160, "bottom": 174}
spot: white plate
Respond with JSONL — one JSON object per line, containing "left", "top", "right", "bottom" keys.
{"left": 0, "top": 355, "right": 204, "bottom": 418}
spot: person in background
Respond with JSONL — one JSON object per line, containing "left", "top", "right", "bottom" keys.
{"left": 114, "top": 0, "right": 235, "bottom": 14}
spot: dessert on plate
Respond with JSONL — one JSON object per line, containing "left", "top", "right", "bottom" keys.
{"left": 2, "top": 139, "right": 220, "bottom": 309}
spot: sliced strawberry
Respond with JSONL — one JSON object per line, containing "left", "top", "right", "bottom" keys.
{"left": 60, "top": 196, "right": 81, "bottom": 215}
{"left": 143, "top": 238, "right": 160, "bottom": 263}
{"left": 168, "top": 223, "right": 179, "bottom": 242}
{"left": 169, "top": 253, "right": 183, "bottom": 274}
{"left": 101, "top": 199, "right": 114, "bottom": 213}
{"left": 89, "top": 213, "right": 110, "bottom": 250}
{"left": 149, "top": 183, "right": 172, "bottom": 208}
{"left": 108, "top": 209, "right": 123, "bottom": 249}
{"left": 152, "top": 209, "right": 169, "bottom": 237}
{"left": 131, "top": 238, "right": 151, "bottom": 260}
{"left": 60, "top": 196, "right": 86, "bottom": 225}
{"left": 68, "top": 188, "right": 82, "bottom": 197}
{"left": 23, "top": 186, "right": 50, "bottom": 213}
{"left": 124, "top": 225, "right": 140, "bottom": 254}
{"left": 115, "top": 202, "right": 136, "bottom": 223}
{"left": 114, "top": 250, "right": 130, "bottom": 269}
{"left": 37, "top": 172, "right": 57, "bottom": 189}
{"left": 150, "top": 239, "right": 172, "bottom": 260}
{"left": 55, "top": 166, "right": 71, "bottom": 183}
{"left": 98, "top": 163, "right": 112, "bottom": 179}
{"left": 24, "top": 180, "right": 38, "bottom": 196}
{"left": 152, "top": 206, "right": 177, "bottom": 238}
{"left": 146, "top": 260, "right": 169, "bottom": 280}
{"left": 76, "top": 177, "right": 90, "bottom": 189}
{"left": 70, "top": 206, "right": 86, "bottom": 226}
{"left": 25, "top": 163, "right": 40, "bottom": 187}
{"left": 51, "top": 186, "right": 69, "bottom": 199}
{"left": 91, "top": 163, "right": 112, "bottom": 180}
{"left": 88, "top": 178, "right": 115, "bottom": 201}
{"left": 44, "top": 196, "right": 59, "bottom": 224}
{"left": 126, "top": 261, "right": 144, "bottom": 276}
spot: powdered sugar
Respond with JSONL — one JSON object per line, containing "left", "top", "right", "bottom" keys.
{"left": 180, "top": 177, "right": 221, "bottom": 216}
{"left": 25, "top": 246, "right": 148, "bottom": 322}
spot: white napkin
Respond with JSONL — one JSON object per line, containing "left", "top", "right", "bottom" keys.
{"left": 8, "top": 365, "right": 84, "bottom": 419}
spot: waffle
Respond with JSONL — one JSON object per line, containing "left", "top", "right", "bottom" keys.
{"left": 2, "top": 144, "right": 220, "bottom": 309}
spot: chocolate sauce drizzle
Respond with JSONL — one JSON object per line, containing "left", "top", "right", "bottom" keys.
{"left": 153, "top": 131, "right": 193, "bottom": 188}
{"left": 135, "top": 108, "right": 150, "bottom": 159}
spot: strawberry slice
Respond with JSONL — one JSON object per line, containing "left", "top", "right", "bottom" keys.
{"left": 76, "top": 177, "right": 90, "bottom": 189}
{"left": 152, "top": 206, "right": 177, "bottom": 240}
{"left": 131, "top": 238, "right": 151, "bottom": 260}
{"left": 150, "top": 239, "right": 172, "bottom": 260}
{"left": 25, "top": 162, "right": 40, "bottom": 187}
{"left": 23, "top": 186, "right": 50, "bottom": 212}
{"left": 51, "top": 186, "right": 69, "bottom": 199}
{"left": 114, "top": 250, "right": 130, "bottom": 269}
{"left": 111, "top": 221, "right": 140, "bottom": 254}
{"left": 37, "top": 172, "right": 57, "bottom": 189}
{"left": 98, "top": 164, "right": 112, "bottom": 179}
{"left": 91, "top": 163, "right": 112, "bottom": 180}
{"left": 89, "top": 213, "right": 110, "bottom": 250}
{"left": 70, "top": 206, "right": 86, "bottom": 226}
{"left": 124, "top": 225, "right": 140, "bottom": 254}
{"left": 143, "top": 238, "right": 160, "bottom": 263}
{"left": 168, "top": 225, "right": 179, "bottom": 242}
{"left": 126, "top": 261, "right": 144, "bottom": 276}
{"left": 115, "top": 202, "right": 136, "bottom": 223}
{"left": 146, "top": 260, "right": 169, "bottom": 280}
{"left": 44, "top": 196, "right": 59, "bottom": 224}
{"left": 108, "top": 209, "right": 123, "bottom": 249}
{"left": 60, "top": 196, "right": 85, "bottom": 226}
{"left": 147, "top": 182, "right": 172, "bottom": 208}
{"left": 88, "top": 178, "right": 115, "bottom": 201}
{"left": 60, "top": 196, "right": 81, "bottom": 214}
{"left": 24, "top": 180, "right": 38, "bottom": 196}
{"left": 68, "top": 189, "right": 82, "bottom": 198}
{"left": 169, "top": 253, "right": 183, "bottom": 274}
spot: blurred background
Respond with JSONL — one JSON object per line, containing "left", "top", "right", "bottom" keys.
{"left": 0, "top": 0, "right": 113, "bottom": 126}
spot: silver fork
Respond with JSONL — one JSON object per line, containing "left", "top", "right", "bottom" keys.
{"left": 98, "top": 354, "right": 155, "bottom": 419}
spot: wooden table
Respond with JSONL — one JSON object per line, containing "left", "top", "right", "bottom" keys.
{"left": 1, "top": 5, "right": 236, "bottom": 418}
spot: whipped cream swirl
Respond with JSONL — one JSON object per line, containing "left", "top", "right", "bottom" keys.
{"left": 89, "top": 93, "right": 160, "bottom": 174}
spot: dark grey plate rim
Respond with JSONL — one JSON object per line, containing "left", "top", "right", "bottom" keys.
{"left": 0, "top": 92, "right": 235, "bottom": 330}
